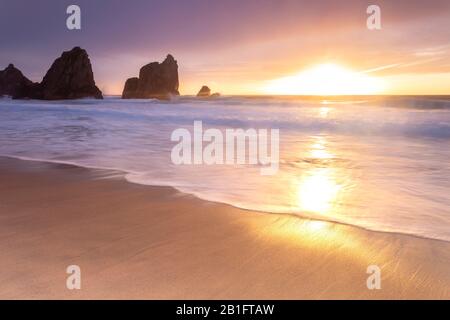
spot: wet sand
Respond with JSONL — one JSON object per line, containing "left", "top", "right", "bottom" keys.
{"left": 0, "top": 157, "right": 449, "bottom": 299}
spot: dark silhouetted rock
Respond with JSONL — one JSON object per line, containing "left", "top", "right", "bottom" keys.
{"left": 122, "top": 54, "right": 179, "bottom": 99}
{"left": 9, "top": 47, "right": 103, "bottom": 100}
{"left": 0, "top": 64, "right": 36, "bottom": 98}
{"left": 196, "top": 85, "right": 220, "bottom": 98}
{"left": 197, "top": 85, "right": 211, "bottom": 97}
{"left": 37, "top": 47, "right": 103, "bottom": 100}
{"left": 122, "top": 77, "right": 139, "bottom": 99}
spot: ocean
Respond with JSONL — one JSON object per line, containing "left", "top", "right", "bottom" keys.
{"left": 1, "top": 95, "right": 449, "bottom": 241}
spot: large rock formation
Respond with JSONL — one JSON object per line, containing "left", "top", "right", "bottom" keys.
{"left": 0, "top": 64, "right": 37, "bottom": 98}
{"left": 1, "top": 47, "right": 102, "bottom": 100}
{"left": 122, "top": 55, "right": 179, "bottom": 99}
{"left": 36, "top": 47, "right": 103, "bottom": 100}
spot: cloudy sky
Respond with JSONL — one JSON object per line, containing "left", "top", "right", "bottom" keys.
{"left": 1, "top": 0, "right": 450, "bottom": 95}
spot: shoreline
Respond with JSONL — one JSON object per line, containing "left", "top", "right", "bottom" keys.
{"left": 2, "top": 154, "right": 449, "bottom": 245}
{"left": 0, "top": 156, "right": 449, "bottom": 299}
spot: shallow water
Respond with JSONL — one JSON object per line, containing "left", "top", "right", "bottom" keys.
{"left": 1, "top": 95, "right": 449, "bottom": 241}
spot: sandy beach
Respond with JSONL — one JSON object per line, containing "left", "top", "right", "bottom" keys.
{"left": 0, "top": 156, "right": 448, "bottom": 299}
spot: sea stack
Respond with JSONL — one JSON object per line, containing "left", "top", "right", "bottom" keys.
{"left": 122, "top": 54, "right": 179, "bottom": 100}
{"left": 0, "top": 64, "right": 37, "bottom": 98}
{"left": 196, "top": 85, "right": 220, "bottom": 98}
{"left": 4, "top": 47, "right": 103, "bottom": 100}
{"left": 35, "top": 47, "right": 103, "bottom": 100}
{"left": 197, "top": 85, "right": 211, "bottom": 97}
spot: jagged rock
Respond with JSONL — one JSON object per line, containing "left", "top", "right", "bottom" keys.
{"left": 122, "top": 54, "right": 179, "bottom": 99}
{"left": 37, "top": 47, "right": 103, "bottom": 100}
{"left": 8, "top": 47, "right": 103, "bottom": 100}
{"left": 210, "top": 92, "right": 221, "bottom": 98}
{"left": 0, "top": 64, "right": 36, "bottom": 98}
{"left": 197, "top": 85, "right": 211, "bottom": 97}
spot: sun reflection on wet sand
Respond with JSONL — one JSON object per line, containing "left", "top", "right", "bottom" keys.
{"left": 247, "top": 134, "right": 358, "bottom": 251}
{"left": 253, "top": 216, "right": 363, "bottom": 254}
{"left": 246, "top": 214, "right": 390, "bottom": 275}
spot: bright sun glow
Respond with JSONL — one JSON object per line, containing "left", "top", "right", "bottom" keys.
{"left": 264, "top": 63, "right": 384, "bottom": 95}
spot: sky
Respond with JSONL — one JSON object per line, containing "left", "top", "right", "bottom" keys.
{"left": 1, "top": 0, "right": 450, "bottom": 95}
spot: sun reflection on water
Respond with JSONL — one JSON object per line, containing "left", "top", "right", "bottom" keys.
{"left": 296, "top": 136, "right": 343, "bottom": 215}
{"left": 297, "top": 168, "right": 342, "bottom": 214}
{"left": 319, "top": 107, "right": 331, "bottom": 118}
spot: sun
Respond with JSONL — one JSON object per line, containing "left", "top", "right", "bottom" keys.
{"left": 264, "top": 63, "right": 384, "bottom": 95}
